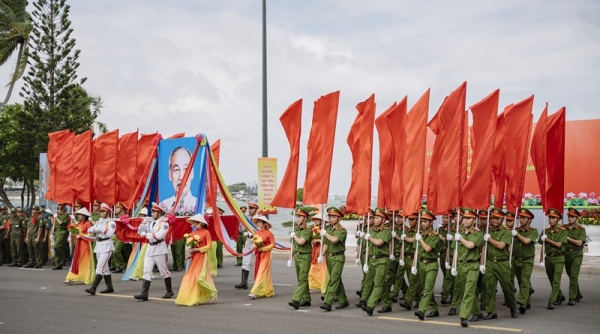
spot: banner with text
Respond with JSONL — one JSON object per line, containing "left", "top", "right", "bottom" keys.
{"left": 258, "top": 157, "right": 278, "bottom": 214}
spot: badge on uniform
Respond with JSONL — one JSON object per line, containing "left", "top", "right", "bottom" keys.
{"left": 163, "top": 225, "right": 168, "bottom": 230}
{"left": 110, "top": 223, "right": 116, "bottom": 229}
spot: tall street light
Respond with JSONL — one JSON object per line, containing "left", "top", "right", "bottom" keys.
{"left": 261, "top": 0, "right": 268, "bottom": 158}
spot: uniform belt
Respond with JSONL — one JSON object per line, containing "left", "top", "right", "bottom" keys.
{"left": 567, "top": 248, "right": 582, "bottom": 252}
{"left": 546, "top": 253, "right": 563, "bottom": 257}
{"left": 459, "top": 259, "right": 478, "bottom": 263}
{"left": 404, "top": 253, "right": 414, "bottom": 259}
{"left": 328, "top": 251, "right": 345, "bottom": 256}
{"left": 294, "top": 252, "right": 311, "bottom": 255}
{"left": 420, "top": 258, "right": 437, "bottom": 264}
{"left": 488, "top": 258, "right": 508, "bottom": 263}
{"left": 149, "top": 240, "right": 164, "bottom": 246}
{"left": 97, "top": 237, "right": 110, "bottom": 242}
{"left": 515, "top": 256, "right": 534, "bottom": 261}
{"left": 370, "top": 254, "right": 387, "bottom": 260}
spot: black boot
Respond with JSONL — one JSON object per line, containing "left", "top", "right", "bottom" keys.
{"left": 163, "top": 277, "right": 174, "bottom": 299}
{"left": 235, "top": 270, "right": 249, "bottom": 289}
{"left": 100, "top": 275, "right": 114, "bottom": 293}
{"left": 134, "top": 280, "right": 151, "bottom": 301}
{"left": 85, "top": 274, "right": 103, "bottom": 295}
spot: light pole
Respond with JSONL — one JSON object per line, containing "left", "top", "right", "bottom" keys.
{"left": 262, "top": 0, "right": 268, "bottom": 158}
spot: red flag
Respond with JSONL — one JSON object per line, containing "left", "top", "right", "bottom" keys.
{"left": 402, "top": 89, "right": 430, "bottom": 214}
{"left": 493, "top": 107, "right": 509, "bottom": 208}
{"left": 355, "top": 94, "right": 376, "bottom": 214}
{"left": 530, "top": 104, "right": 548, "bottom": 212}
{"left": 427, "top": 82, "right": 467, "bottom": 214}
{"left": 345, "top": 112, "right": 362, "bottom": 213}
{"left": 46, "top": 130, "right": 70, "bottom": 201}
{"left": 546, "top": 107, "right": 566, "bottom": 212}
{"left": 207, "top": 140, "right": 221, "bottom": 206}
{"left": 93, "top": 129, "right": 119, "bottom": 205}
{"left": 131, "top": 132, "right": 159, "bottom": 206}
{"left": 303, "top": 91, "right": 340, "bottom": 205}
{"left": 71, "top": 130, "right": 93, "bottom": 204}
{"left": 388, "top": 98, "right": 407, "bottom": 210}
{"left": 168, "top": 133, "right": 185, "bottom": 139}
{"left": 462, "top": 89, "right": 499, "bottom": 209}
{"left": 375, "top": 102, "right": 396, "bottom": 209}
{"left": 271, "top": 99, "right": 302, "bottom": 208}
{"left": 117, "top": 131, "right": 138, "bottom": 205}
{"left": 504, "top": 95, "right": 534, "bottom": 213}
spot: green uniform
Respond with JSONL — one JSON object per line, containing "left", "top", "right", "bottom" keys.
{"left": 386, "top": 225, "right": 407, "bottom": 302}
{"left": 512, "top": 226, "right": 538, "bottom": 307}
{"left": 439, "top": 225, "right": 455, "bottom": 302}
{"left": 402, "top": 227, "right": 421, "bottom": 306}
{"left": 484, "top": 225, "right": 517, "bottom": 313}
{"left": 26, "top": 214, "right": 47, "bottom": 266}
{"left": 359, "top": 224, "right": 377, "bottom": 301}
{"left": 53, "top": 212, "right": 70, "bottom": 267}
{"left": 564, "top": 223, "right": 586, "bottom": 301}
{"left": 171, "top": 238, "right": 186, "bottom": 270}
{"left": 9, "top": 215, "right": 26, "bottom": 265}
{"left": 0, "top": 213, "right": 8, "bottom": 264}
{"left": 216, "top": 240, "right": 223, "bottom": 267}
{"left": 365, "top": 227, "right": 392, "bottom": 309}
{"left": 457, "top": 228, "right": 484, "bottom": 320}
{"left": 291, "top": 226, "right": 313, "bottom": 302}
{"left": 236, "top": 229, "right": 247, "bottom": 265}
{"left": 417, "top": 230, "right": 440, "bottom": 314}
{"left": 538, "top": 226, "right": 568, "bottom": 304}
{"left": 323, "top": 224, "right": 348, "bottom": 306}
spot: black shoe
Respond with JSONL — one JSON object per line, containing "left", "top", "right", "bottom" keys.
{"left": 235, "top": 263, "right": 242, "bottom": 266}
{"left": 35, "top": 265, "right": 42, "bottom": 269}
{"left": 377, "top": 306, "right": 392, "bottom": 313}
{"left": 52, "top": 266, "right": 62, "bottom": 270}
{"left": 362, "top": 305, "right": 374, "bottom": 316}
{"left": 356, "top": 300, "right": 366, "bottom": 308}
{"left": 568, "top": 299, "right": 575, "bottom": 306}
{"left": 519, "top": 304, "right": 526, "bottom": 314}
{"left": 217, "top": 265, "right": 223, "bottom": 269}
{"left": 426, "top": 310, "right": 440, "bottom": 318}
{"left": 448, "top": 308, "right": 457, "bottom": 316}
{"left": 335, "top": 301, "right": 349, "bottom": 309}
{"left": 320, "top": 304, "right": 332, "bottom": 312}
{"left": 171, "top": 267, "right": 180, "bottom": 272}
{"left": 414, "top": 302, "right": 420, "bottom": 308}
{"left": 530, "top": 288, "right": 535, "bottom": 296}
{"left": 288, "top": 300, "right": 300, "bottom": 310}
{"left": 321, "top": 295, "right": 325, "bottom": 301}
{"left": 7, "top": 263, "right": 16, "bottom": 267}
{"left": 557, "top": 296, "right": 566, "bottom": 305}
{"left": 299, "top": 300, "right": 311, "bottom": 307}
{"left": 399, "top": 301, "right": 411, "bottom": 310}
{"left": 24, "top": 264, "right": 34, "bottom": 268}
{"left": 575, "top": 295, "right": 583, "bottom": 302}
{"left": 511, "top": 309, "right": 518, "bottom": 318}
{"left": 441, "top": 298, "right": 447, "bottom": 305}
{"left": 483, "top": 313, "right": 497, "bottom": 320}
{"left": 469, "top": 314, "right": 484, "bottom": 322}
{"left": 526, "top": 302, "right": 531, "bottom": 309}
{"left": 16, "top": 264, "right": 22, "bottom": 267}
{"left": 356, "top": 290, "right": 362, "bottom": 297}
{"left": 109, "top": 266, "right": 116, "bottom": 271}
{"left": 391, "top": 296, "right": 398, "bottom": 303}
{"left": 461, "top": 318, "right": 468, "bottom": 327}
{"left": 547, "top": 303, "right": 555, "bottom": 310}
{"left": 414, "top": 311, "right": 425, "bottom": 320}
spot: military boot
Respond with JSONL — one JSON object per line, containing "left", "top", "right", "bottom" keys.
{"left": 134, "top": 280, "right": 151, "bottom": 301}
{"left": 85, "top": 274, "right": 103, "bottom": 295}
{"left": 100, "top": 275, "right": 114, "bottom": 293}
{"left": 162, "top": 277, "right": 174, "bottom": 299}
{"left": 235, "top": 269, "right": 249, "bottom": 289}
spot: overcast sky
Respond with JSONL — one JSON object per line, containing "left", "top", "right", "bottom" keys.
{"left": 2, "top": 0, "right": 599, "bottom": 196}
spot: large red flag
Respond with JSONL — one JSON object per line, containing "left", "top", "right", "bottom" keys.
{"left": 131, "top": 132, "right": 159, "bottom": 206}
{"left": 270, "top": 99, "right": 302, "bottom": 208}
{"left": 303, "top": 91, "right": 340, "bottom": 206}
{"left": 492, "top": 107, "right": 509, "bottom": 208}
{"left": 504, "top": 96, "right": 534, "bottom": 213}
{"left": 71, "top": 130, "right": 93, "bottom": 204}
{"left": 117, "top": 131, "right": 138, "bottom": 206}
{"left": 46, "top": 130, "right": 70, "bottom": 201}
{"left": 93, "top": 130, "right": 119, "bottom": 206}
{"left": 375, "top": 102, "right": 397, "bottom": 209}
{"left": 530, "top": 104, "right": 548, "bottom": 212}
{"left": 546, "top": 107, "right": 566, "bottom": 212}
{"left": 355, "top": 94, "right": 376, "bottom": 214}
{"left": 207, "top": 140, "right": 221, "bottom": 206}
{"left": 387, "top": 98, "right": 407, "bottom": 210}
{"left": 427, "top": 82, "right": 467, "bottom": 214}
{"left": 345, "top": 112, "right": 362, "bottom": 213}
{"left": 402, "top": 89, "right": 430, "bottom": 214}
{"left": 462, "top": 89, "right": 498, "bottom": 209}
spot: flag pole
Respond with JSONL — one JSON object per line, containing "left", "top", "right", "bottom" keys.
{"left": 363, "top": 210, "right": 371, "bottom": 273}
{"left": 412, "top": 211, "right": 422, "bottom": 274}
{"left": 288, "top": 208, "right": 296, "bottom": 267}
{"left": 452, "top": 208, "right": 461, "bottom": 271}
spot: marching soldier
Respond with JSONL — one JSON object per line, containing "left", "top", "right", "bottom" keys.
{"left": 439, "top": 212, "right": 454, "bottom": 305}
{"left": 414, "top": 209, "right": 440, "bottom": 320}
{"left": 482, "top": 208, "right": 518, "bottom": 319}
{"left": 389, "top": 211, "right": 409, "bottom": 303}
{"left": 288, "top": 208, "right": 314, "bottom": 309}
{"left": 236, "top": 206, "right": 248, "bottom": 266}
{"left": 236, "top": 202, "right": 258, "bottom": 289}
{"left": 86, "top": 203, "right": 116, "bottom": 295}
{"left": 513, "top": 208, "right": 538, "bottom": 314}
{"left": 110, "top": 202, "right": 128, "bottom": 273}
{"left": 319, "top": 207, "right": 349, "bottom": 311}
{"left": 91, "top": 199, "right": 102, "bottom": 222}
{"left": 356, "top": 210, "right": 374, "bottom": 301}
{"left": 24, "top": 206, "right": 47, "bottom": 269}
{"left": 476, "top": 209, "right": 488, "bottom": 311}
{"left": 52, "top": 203, "right": 71, "bottom": 270}
{"left": 398, "top": 212, "right": 421, "bottom": 311}
{"left": 563, "top": 208, "right": 586, "bottom": 305}
{"left": 7, "top": 208, "right": 25, "bottom": 267}
{"left": 538, "top": 208, "right": 568, "bottom": 310}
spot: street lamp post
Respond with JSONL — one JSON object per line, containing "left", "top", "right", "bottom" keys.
{"left": 261, "top": 0, "right": 268, "bottom": 158}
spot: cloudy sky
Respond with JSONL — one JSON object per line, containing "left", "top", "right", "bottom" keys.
{"left": 2, "top": 0, "right": 599, "bottom": 196}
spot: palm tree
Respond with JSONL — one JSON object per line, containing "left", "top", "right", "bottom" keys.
{"left": 0, "top": 0, "right": 32, "bottom": 109}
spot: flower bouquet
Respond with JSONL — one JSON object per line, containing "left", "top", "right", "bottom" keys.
{"left": 67, "top": 223, "right": 80, "bottom": 235}
{"left": 311, "top": 225, "right": 321, "bottom": 239}
{"left": 184, "top": 233, "right": 201, "bottom": 248}
{"left": 251, "top": 234, "right": 264, "bottom": 248}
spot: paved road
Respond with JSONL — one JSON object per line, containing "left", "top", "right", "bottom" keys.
{"left": 1, "top": 256, "right": 598, "bottom": 334}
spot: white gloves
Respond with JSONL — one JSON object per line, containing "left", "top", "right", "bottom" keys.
{"left": 401, "top": 234, "right": 407, "bottom": 241}
{"left": 445, "top": 262, "right": 450, "bottom": 269}
{"left": 357, "top": 231, "right": 364, "bottom": 238}
{"left": 139, "top": 232, "right": 146, "bottom": 237}
{"left": 355, "top": 258, "right": 361, "bottom": 266}
{"left": 318, "top": 256, "right": 324, "bottom": 264}
{"left": 243, "top": 231, "right": 251, "bottom": 237}
{"left": 362, "top": 263, "right": 369, "bottom": 273}
{"left": 411, "top": 267, "right": 417, "bottom": 275}
{"left": 391, "top": 231, "right": 397, "bottom": 238}
{"left": 53, "top": 214, "right": 58, "bottom": 218}
{"left": 451, "top": 267, "right": 457, "bottom": 276}
{"left": 539, "top": 261, "right": 545, "bottom": 269}
{"left": 415, "top": 233, "right": 422, "bottom": 241}
{"left": 447, "top": 234, "right": 453, "bottom": 241}
{"left": 511, "top": 229, "right": 518, "bottom": 237}
{"left": 484, "top": 233, "right": 491, "bottom": 242}
{"left": 287, "top": 259, "right": 293, "bottom": 268}
{"left": 541, "top": 235, "right": 547, "bottom": 242}
{"left": 389, "top": 254, "right": 396, "bottom": 261}
{"left": 320, "top": 229, "right": 327, "bottom": 237}
{"left": 399, "top": 259, "right": 405, "bottom": 266}
{"left": 289, "top": 232, "right": 296, "bottom": 239}
{"left": 479, "top": 265, "right": 486, "bottom": 274}
{"left": 454, "top": 233, "right": 462, "bottom": 241}
{"left": 363, "top": 233, "right": 371, "bottom": 241}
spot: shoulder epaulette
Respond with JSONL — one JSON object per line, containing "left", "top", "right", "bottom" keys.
{"left": 578, "top": 225, "right": 585, "bottom": 229}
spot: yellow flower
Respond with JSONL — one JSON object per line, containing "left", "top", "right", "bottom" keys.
{"left": 184, "top": 233, "right": 190, "bottom": 238}
{"left": 194, "top": 235, "right": 200, "bottom": 241}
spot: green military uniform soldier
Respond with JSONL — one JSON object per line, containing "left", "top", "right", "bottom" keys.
{"left": 7, "top": 209, "right": 24, "bottom": 266}
{"left": 563, "top": 208, "right": 586, "bottom": 305}
{"left": 538, "top": 208, "right": 568, "bottom": 310}
{"left": 398, "top": 212, "right": 422, "bottom": 311}
{"left": 110, "top": 202, "right": 128, "bottom": 273}
{"left": 25, "top": 206, "right": 47, "bottom": 268}
{"left": 170, "top": 203, "right": 185, "bottom": 271}
{"left": 0, "top": 205, "right": 9, "bottom": 265}
{"left": 414, "top": 209, "right": 440, "bottom": 320}
{"left": 53, "top": 203, "right": 71, "bottom": 270}
{"left": 236, "top": 206, "right": 248, "bottom": 266}
{"left": 384, "top": 210, "right": 408, "bottom": 305}
{"left": 476, "top": 209, "right": 489, "bottom": 312}
{"left": 453, "top": 208, "right": 484, "bottom": 327}
{"left": 439, "top": 211, "right": 455, "bottom": 305}
{"left": 482, "top": 208, "right": 518, "bottom": 319}
{"left": 215, "top": 207, "right": 225, "bottom": 269}
{"left": 319, "top": 207, "right": 349, "bottom": 311}
{"left": 288, "top": 208, "right": 314, "bottom": 309}
{"left": 356, "top": 210, "right": 374, "bottom": 300}
{"left": 513, "top": 208, "right": 538, "bottom": 314}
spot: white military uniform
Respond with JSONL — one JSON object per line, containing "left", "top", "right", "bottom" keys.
{"left": 241, "top": 214, "right": 256, "bottom": 271}
{"left": 138, "top": 217, "right": 171, "bottom": 281}
{"left": 87, "top": 219, "right": 117, "bottom": 275}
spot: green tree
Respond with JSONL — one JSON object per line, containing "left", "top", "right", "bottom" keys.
{"left": 296, "top": 188, "right": 303, "bottom": 203}
{"left": 0, "top": 0, "right": 32, "bottom": 108}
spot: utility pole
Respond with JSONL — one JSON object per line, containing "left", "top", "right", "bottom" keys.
{"left": 261, "top": 0, "right": 268, "bottom": 158}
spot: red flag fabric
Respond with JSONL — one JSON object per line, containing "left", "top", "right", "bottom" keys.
{"left": 354, "top": 94, "right": 376, "bottom": 214}
{"left": 345, "top": 112, "right": 362, "bottom": 213}
{"left": 131, "top": 132, "right": 159, "bottom": 206}
{"left": 427, "top": 82, "right": 467, "bottom": 214}
{"left": 303, "top": 91, "right": 340, "bottom": 205}
{"left": 546, "top": 107, "right": 566, "bottom": 212}
{"left": 530, "top": 104, "right": 548, "bottom": 212}
{"left": 388, "top": 98, "right": 407, "bottom": 210}
{"left": 462, "top": 89, "right": 499, "bottom": 209}
{"left": 504, "top": 95, "right": 534, "bottom": 213}
{"left": 117, "top": 131, "right": 138, "bottom": 205}
{"left": 375, "top": 102, "right": 396, "bottom": 209}
{"left": 46, "top": 130, "right": 70, "bottom": 201}
{"left": 492, "top": 107, "right": 509, "bottom": 208}
{"left": 168, "top": 133, "right": 185, "bottom": 139}
{"left": 71, "top": 130, "right": 93, "bottom": 204}
{"left": 402, "top": 89, "right": 430, "bottom": 214}
{"left": 93, "top": 129, "right": 119, "bottom": 206}
{"left": 206, "top": 140, "right": 221, "bottom": 206}
{"left": 270, "top": 99, "right": 302, "bottom": 208}
{"left": 54, "top": 132, "right": 75, "bottom": 204}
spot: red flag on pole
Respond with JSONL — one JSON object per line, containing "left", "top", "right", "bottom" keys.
{"left": 546, "top": 107, "right": 566, "bottom": 212}
{"left": 117, "top": 131, "right": 138, "bottom": 205}
{"left": 271, "top": 99, "right": 302, "bottom": 208}
{"left": 93, "top": 129, "right": 119, "bottom": 206}
{"left": 375, "top": 102, "right": 397, "bottom": 209}
{"left": 131, "top": 132, "right": 159, "bottom": 206}
{"left": 504, "top": 95, "right": 534, "bottom": 213}
{"left": 388, "top": 98, "right": 407, "bottom": 211}
{"left": 46, "top": 130, "right": 70, "bottom": 201}
{"left": 71, "top": 130, "right": 93, "bottom": 204}
{"left": 303, "top": 91, "right": 340, "bottom": 206}
{"left": 402, "top": 89, "right": 430, "bottom": 214}
{"left": 462, "top": 89, "right": 499, "bottom": 209}
{"left": 530, "top": 104, "right": 548, "bottom": 212}
{"left": 355, "top": 94, "right": 376, "bottom": 215}
{"left": 346, "top": 112, "right": 362, "bottom": 213}
{"left": 47, "top": 130, "right": 75, "bottom": 203}
{"left": 492, "top": 107, "right": 509, "bottom": 208}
